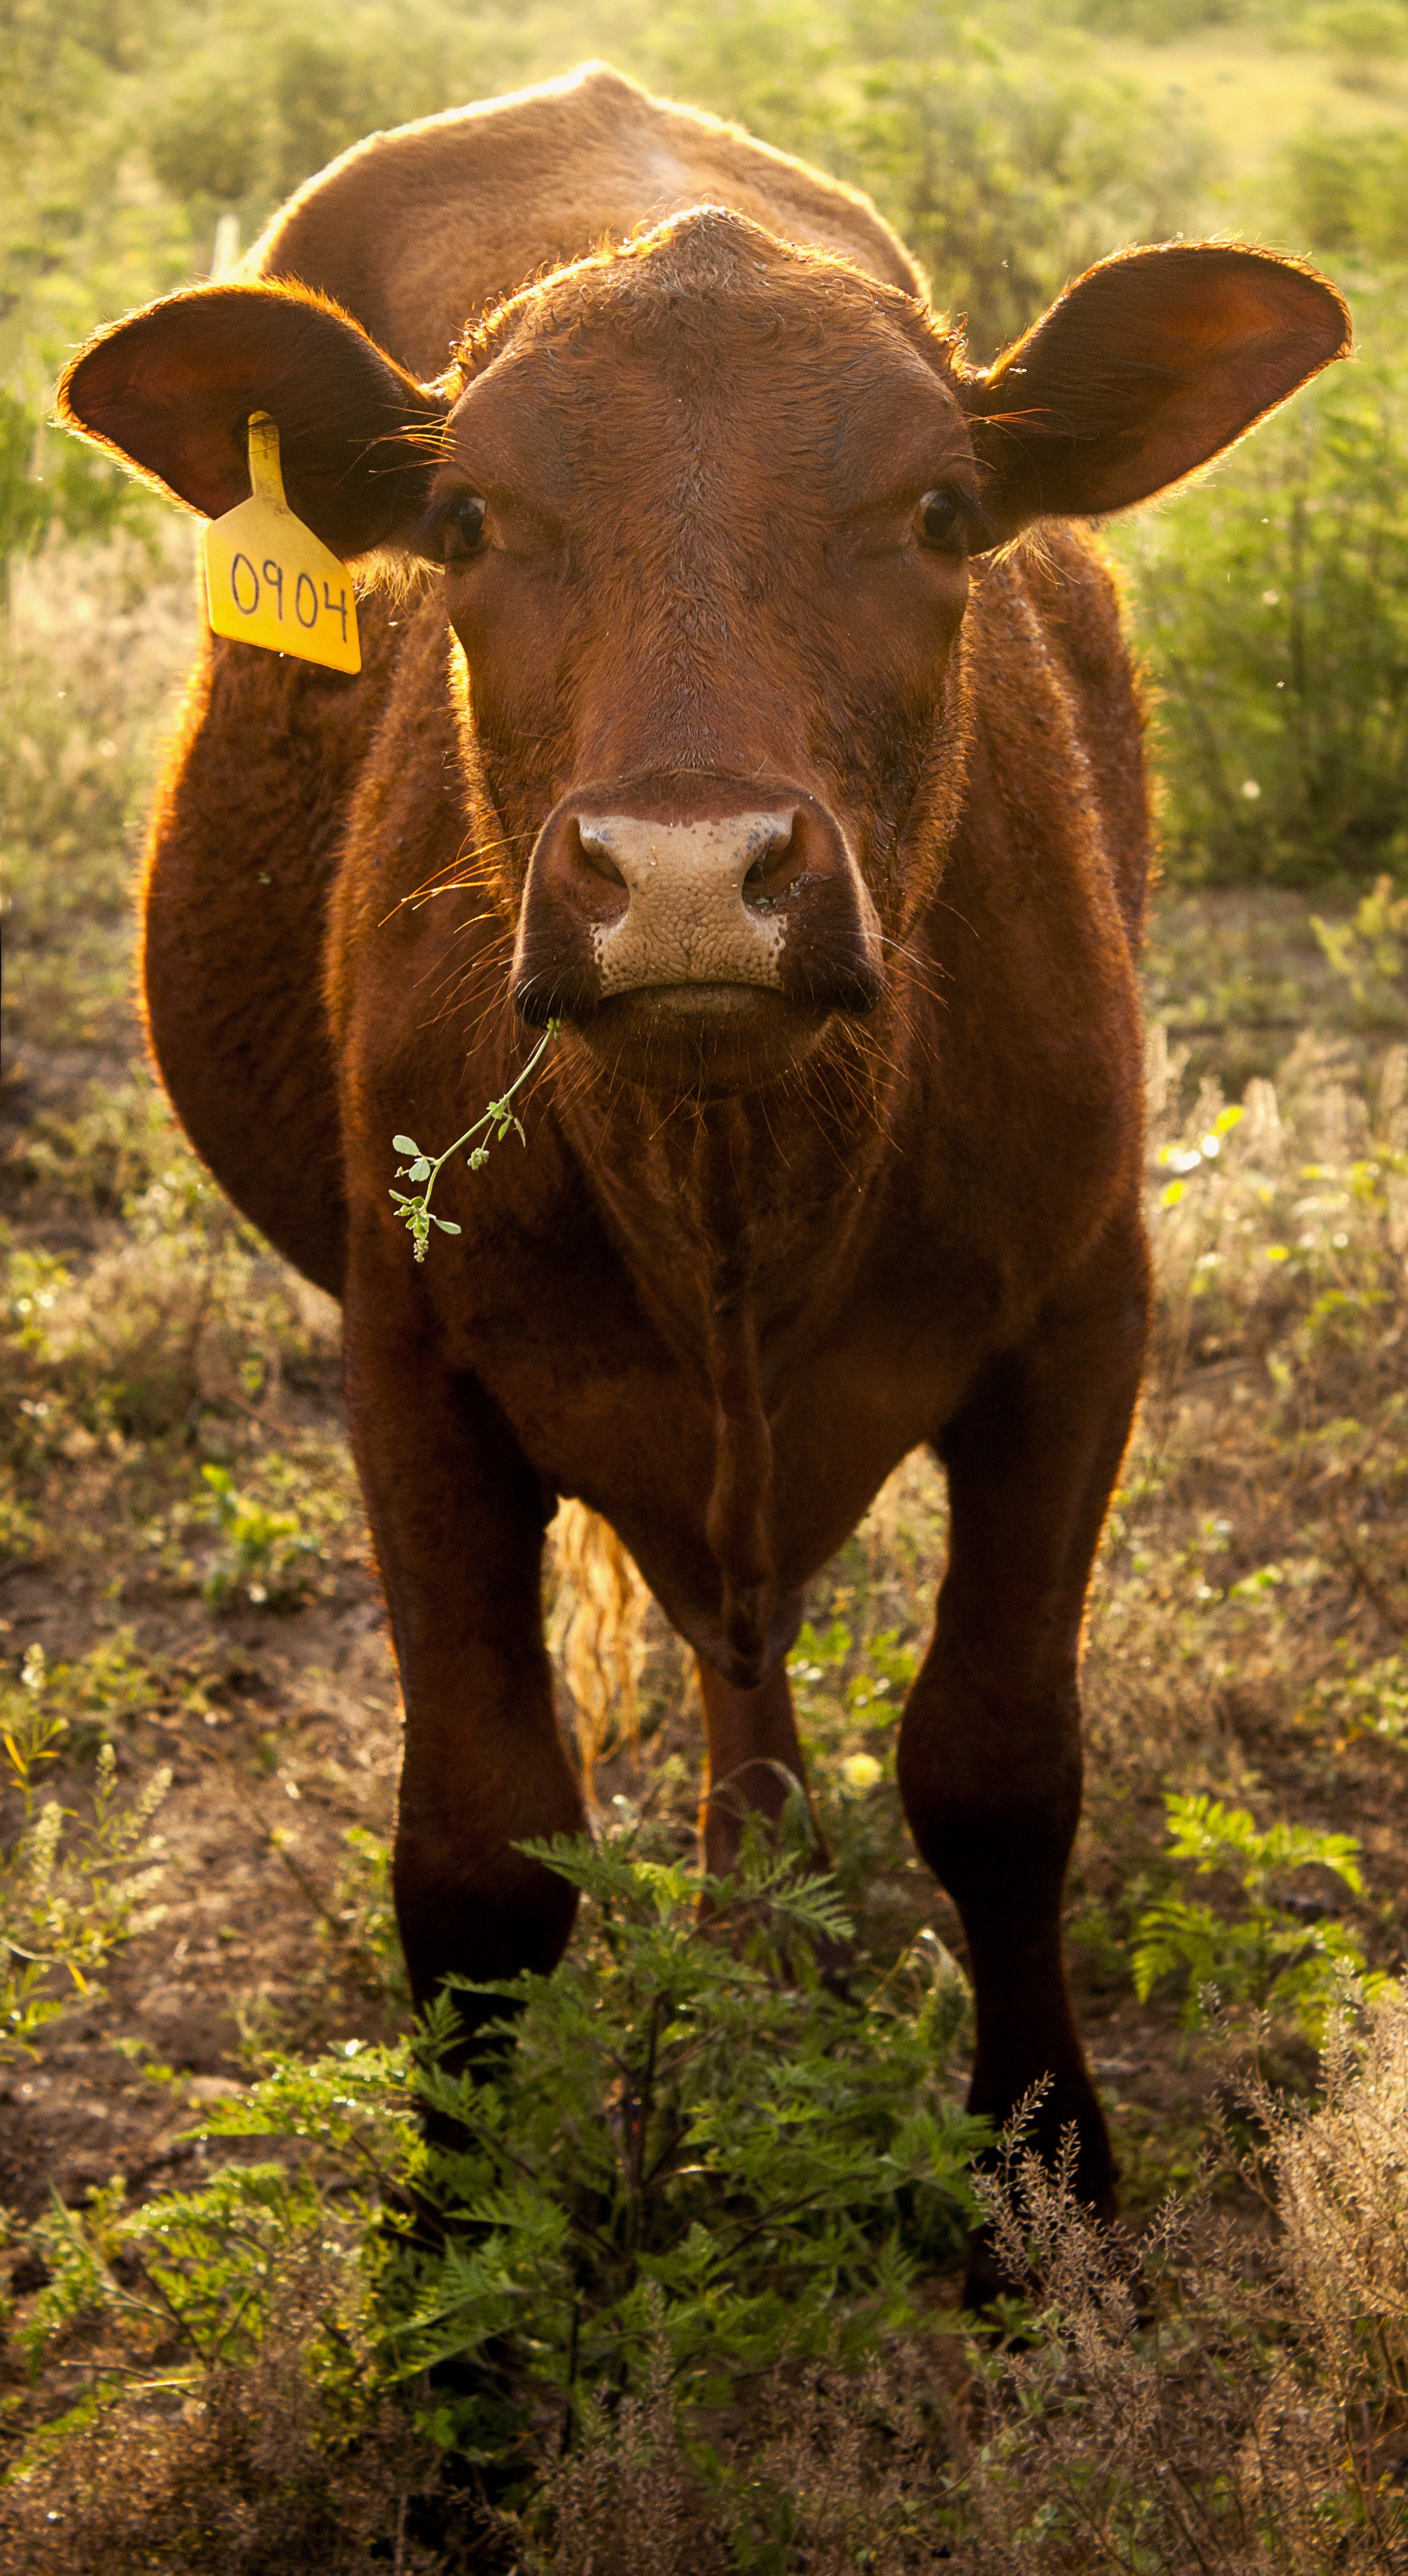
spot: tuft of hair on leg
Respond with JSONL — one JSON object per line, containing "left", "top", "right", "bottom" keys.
{"left": 547, "top": 1499, "right": 650, "bottom": 1810}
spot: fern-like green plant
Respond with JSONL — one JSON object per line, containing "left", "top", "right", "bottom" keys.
{"left": 391, "top": 1830, "right": 983, "bottom": 2458}
{"left": 19, "top": 1828, "right": 984, "bottom": 2465}
{"left": 1131, "top": 1792, "right": 1385, "bottom": 2039}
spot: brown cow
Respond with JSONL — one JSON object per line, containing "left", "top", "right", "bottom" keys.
{"left": 58, "top": 62, "right": 1349, "bottom": 2282}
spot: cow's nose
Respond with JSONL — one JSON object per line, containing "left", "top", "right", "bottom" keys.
{"left": 577, "top": 809, "right": 796, "bottom": 906}
{"left": 576, "top": 809, "right": 799, "bottom": 996}
{"left": 510, "top": 784, "right": 883, "bottom": 1028}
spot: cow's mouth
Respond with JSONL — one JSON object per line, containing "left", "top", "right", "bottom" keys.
{"left": 570, "top": 982, "right": 835, "bottom": 1094}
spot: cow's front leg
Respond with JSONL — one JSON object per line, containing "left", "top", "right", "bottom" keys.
{"left": 897, "top": 1251, "right": 1147, "bottom": 2267}
{"left": 696, "top": 1661, "right": 854, "bottom": 1984}
{"left": 344, "top": 1292, "right": 585, "bottom": 2029}
{"left": 697, "top": 1662, "right": 816, "bottom": 1878}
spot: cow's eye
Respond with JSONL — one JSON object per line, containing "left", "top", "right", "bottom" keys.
{"left": 437, "top": 492, "right": 488, "bottom": 563}
{"left": 917, "top": 487, "right": 967, "bottom": 550}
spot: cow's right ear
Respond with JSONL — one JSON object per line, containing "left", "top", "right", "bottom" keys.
{"left": 57, "top": 282, "right": 449, "bottom": 557}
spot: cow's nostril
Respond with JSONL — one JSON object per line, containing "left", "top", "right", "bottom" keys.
{"left": 743, "top": 826, "right": 796, "bottom": 894}
{"left": 576, "top": 823, "right": 627, "bottom": 890}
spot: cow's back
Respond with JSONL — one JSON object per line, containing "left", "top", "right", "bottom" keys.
{"left": 249, "top": 60, "right": 923, "bottom": 375}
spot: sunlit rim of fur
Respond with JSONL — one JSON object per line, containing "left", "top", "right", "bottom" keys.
{"left": 442, "top": 208, "right": 967, "bottom": 396}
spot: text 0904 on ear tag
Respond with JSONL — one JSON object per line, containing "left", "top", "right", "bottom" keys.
{"left": 202, "top": 413, "right": 360, "bottom": 675}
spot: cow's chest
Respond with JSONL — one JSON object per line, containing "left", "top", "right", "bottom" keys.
{"left": 434, "top": 1188, "right": 1027, "bottom": 1666}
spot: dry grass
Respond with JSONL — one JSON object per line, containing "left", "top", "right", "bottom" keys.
{"left": 0, "top": 2254, "right": 454, "bottom": 2576}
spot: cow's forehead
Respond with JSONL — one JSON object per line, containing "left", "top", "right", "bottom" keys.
{"left": 445, "top": 298, "right": 972, "bottom": 507}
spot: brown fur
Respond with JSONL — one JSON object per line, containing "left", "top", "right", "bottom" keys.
{"left": 251, "top": 59, "right": 924, "bottom": 376}
{"left": 57, "top": 66, "right": 1350, "bottom": 2285}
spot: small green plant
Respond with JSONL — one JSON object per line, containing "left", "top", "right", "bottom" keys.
{"left": 199, "top": 1463, "right": 318, "bottom": 1611}
{"left": 786, "top": 1619, "right": 927, "bottom": 1949}
{"left": 391, "top": 1020, "right": 561, "bottom": 1261}
{"left": 393, "top": 1831, "right": 983, "bottom": 2458}
{"left": 1311, "top": 1649, "right": 1408, "bottom": 1746}
{"left": 20, "top": 1831, "right": 984, "bottom": 2466}
{"left": 323, "top": 1822, "right": 408, "bottom": 2006}
{"left": 1131, "top": 1792, "right": 1384, "bottom": 2039}
{"left": 1312, "top": 874, "right": 1408, "bottom": 1015}
{"left": 0, "top": 1469, "right": 41, "bottom": 1563}
{"left": 1, "top": 1645, "right": 168, "bottom": 2061}
{"left": 20, "top": 1626, "right": 186, "bottom": 1758}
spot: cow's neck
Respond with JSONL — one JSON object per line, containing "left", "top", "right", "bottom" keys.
{"left": 554, "top": 1035, "right": 904, "bottom": 1668}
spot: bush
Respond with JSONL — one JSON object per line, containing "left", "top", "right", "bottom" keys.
{"left": 845, "top": 40, "right": 1213, "bottom": 357}
{"left": 1112, "top": 347, "right": 1408, "bottom": 889}
{"left": 397, "top": 1833, "right": 981, "bottom": 2460}
{"left": 15, "top": 1833, "right": 982, "bottom": 2475}
{"left": 1284, "top": 121, "right": 1408, "bottom": 267}
{"left": 1315, "top": 0, "right": 1408, "bottom": 87}
{"left": 144, "top": 1, "right": 502, "bottom": 226}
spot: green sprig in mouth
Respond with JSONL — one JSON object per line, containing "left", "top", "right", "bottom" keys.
{"left": 389, "top": 1018, "right": 563, "bottom": 1261}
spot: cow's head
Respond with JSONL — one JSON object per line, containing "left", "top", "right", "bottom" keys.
{"left": 60, "top": 216, "right": 1348, "bottom": 1093}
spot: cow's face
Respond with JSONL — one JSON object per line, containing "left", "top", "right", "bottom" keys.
{"left": 417, "top": 220, "right": 978, "bottom": 1089}
{"left": 59, "top": 218, "right": 1348, "bottom": 1096}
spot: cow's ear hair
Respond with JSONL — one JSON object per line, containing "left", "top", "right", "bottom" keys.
{"left": 58, "top": 282, "right": 449, "bottom": 556}
{"left": 962, "top": 244, "right": 1350, "bottom": 540}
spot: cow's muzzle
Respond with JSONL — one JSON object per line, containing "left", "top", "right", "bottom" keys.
{"left": 510, "top": 780, "right": 883, "bottom": 1057}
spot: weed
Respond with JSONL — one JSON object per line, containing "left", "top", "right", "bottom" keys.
{"left": 1, "top": 1175, "right": 332, "bottom": 1458}
{"left": 9, "top": 1070, "right": 187, "bottom": 1215}
{"left": 1312, "top": 870, "right": 1408, "bottom": 1016}
{"left": 321, "top": 1824, "right": 408, "bottom": 2008}
{"left": 1, "top": 1645, "right": 168, "bottom": 2061}
{"left": 1132, "top": 1790, "right": 1385, "bottom": 2038}
{"left": 198, "top": 1463, "right": 320, "bottom": 1612}
{"left": 942, "top": 1984, "right": 1408, "bottom": 2572}
{"left": 1309, "top": 1645, "right": 1408, "bottom": 1744}
{"left": 0, "top": 2261, "right": 447, "bottom": 2575}
{"left": 0, "top": 1472, "right": 41, "bottom": 1564}
{"left": 17, "top": 1833, "right": 982, "bottom": 2478}
{"left": 18, "top": 1626, "right": 198, "bottom": 1758}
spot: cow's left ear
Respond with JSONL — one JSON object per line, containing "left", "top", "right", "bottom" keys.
{"left": 58, "top": 281, "right": 449, "bottom": 556}
{"left": 962, "top": 244, "right": 1350, "bottom": 539}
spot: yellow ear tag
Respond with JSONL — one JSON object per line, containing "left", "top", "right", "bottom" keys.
{"left": 202, "top": 412, "right": 360, "bottom": 674}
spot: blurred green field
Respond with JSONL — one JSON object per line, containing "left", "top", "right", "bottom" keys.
{"left": 4, "top": 5, "right": 1408, "bottom": 2568}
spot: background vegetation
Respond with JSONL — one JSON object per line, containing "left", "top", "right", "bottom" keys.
{"left": 11, "top": 0, "right": 1408, "bottom": 885}
{"left": 5, "top": 0, "right": 1408, "bottom": 2565}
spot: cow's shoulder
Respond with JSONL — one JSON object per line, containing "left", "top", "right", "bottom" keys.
{"left": 250, "top": 62, "right": 922, "bottom": 377}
